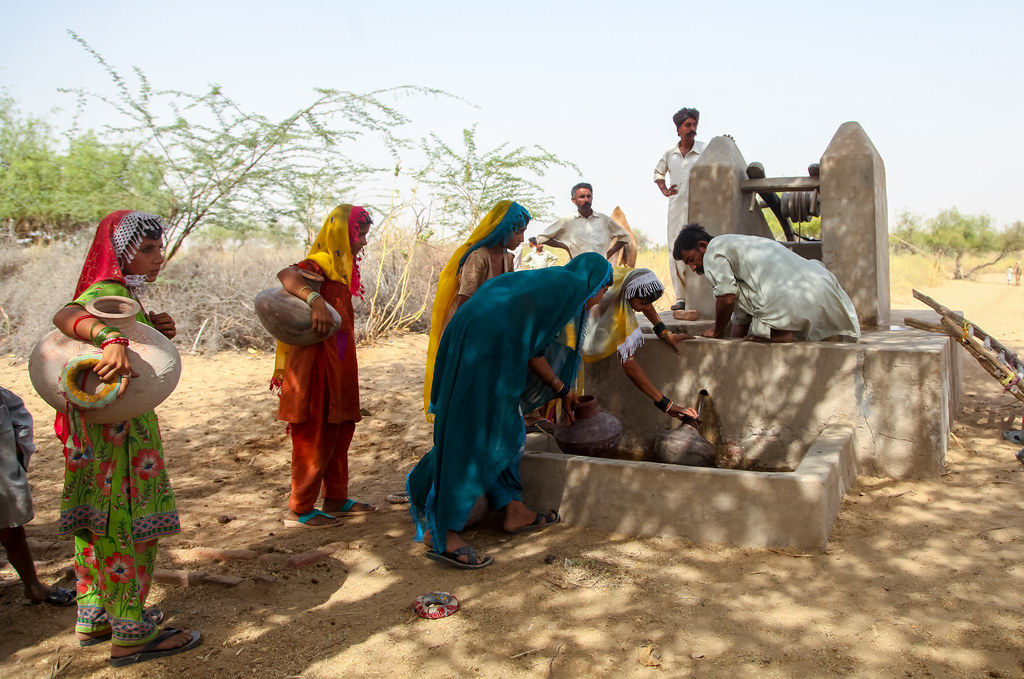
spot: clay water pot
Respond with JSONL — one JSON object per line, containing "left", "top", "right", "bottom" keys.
{"left": 554, "top": 394, "right": 623, "bottom": 457}
{"left": 254, "top": 286, "right": 341, "bottom": 346}
{"left": 650, "top": 424, "right": 716, "bottom": 467}
{"left": 29, "top": 296, "right": 182, "bottom": 424}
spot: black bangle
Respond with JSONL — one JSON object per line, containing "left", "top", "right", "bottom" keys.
{"left": 553, "top": 381, "right": 570, "bottom": 399}
{"left": 654, "top": 395, "right": 671, "bottom": 411}
{"left": 652, "top": 321, "right": 667, "bottom": 335}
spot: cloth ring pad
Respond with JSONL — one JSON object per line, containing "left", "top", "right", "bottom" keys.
{"left": 60, "top": 355, "right": 121, "bottom": 409}
{"left": 414, "top": 592, "right": 459, "bottom": 619}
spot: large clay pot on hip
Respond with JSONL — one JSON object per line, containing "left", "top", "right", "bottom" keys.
{"left": 29, "top": 296, "right": 182, "bottom": 424}
{"left": 553, "top": 394, "right": 623, "bottom": 457}
{"left": 254, "top": 285, "right": 341, "bottom": 346}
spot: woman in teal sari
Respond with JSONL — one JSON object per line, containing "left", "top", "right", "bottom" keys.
{"left": 408, "top": 252, "right": 613, "bottom": 569}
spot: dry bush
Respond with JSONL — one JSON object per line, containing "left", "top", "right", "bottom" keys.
{"left": 0, "top": 236, "right": 86, "bottom": 359}
{"left": 0, "top": 227, "right": 450, "bottom": 360}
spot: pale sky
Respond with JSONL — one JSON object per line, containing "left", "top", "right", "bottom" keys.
{"left": 2, "top": 1, "right": 1021, "bottom": 242}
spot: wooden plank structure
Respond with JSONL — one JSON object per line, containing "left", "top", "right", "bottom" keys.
{"left": 903, "top": 289, "right": 1024, "bottom": 404}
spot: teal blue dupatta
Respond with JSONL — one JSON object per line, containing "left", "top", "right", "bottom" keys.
{"left": 408, "top": 253, "right": 613, "bottom": 552}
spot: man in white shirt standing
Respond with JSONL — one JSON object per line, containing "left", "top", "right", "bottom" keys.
{"left": 521, "top": 237, "right": 559, "bottom": 270}
{"left": 654, "top": 107, "right": 705, "bottom": 311}
{"left": 537, "top": 182, "right": 630, "bottom": 260}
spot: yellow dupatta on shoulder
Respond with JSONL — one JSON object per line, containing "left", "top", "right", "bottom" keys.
{"left": 422, "top": 200, "right": 527, "bottom": 419}
{"left": 582, "top": 267, "right": 665, "bottom": 363}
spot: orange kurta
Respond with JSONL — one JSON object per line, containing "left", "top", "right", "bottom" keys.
{"left": 277, "top": 261, "right": 361, "bottom": 425}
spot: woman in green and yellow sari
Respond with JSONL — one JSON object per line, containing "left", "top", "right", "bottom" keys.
{"left": 51, "top": 210, "right": 201, "bottom": 667}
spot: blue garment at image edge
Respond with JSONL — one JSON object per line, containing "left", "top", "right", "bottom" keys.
{"left": 407, "top": 252, "right": 613, "bottom": 553}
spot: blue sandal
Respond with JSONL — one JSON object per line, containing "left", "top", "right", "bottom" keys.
{"left": 282, "top": 509, "right": 339, "bottom": 529}
{"left": 329, "top": 499, "right": 377, "bottom": 516}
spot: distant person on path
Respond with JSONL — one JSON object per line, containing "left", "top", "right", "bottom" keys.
{"left": 1015, "top": 261, "right": 1022, "bottom": 286}
{"left": 521, "top": 237, "right": 558, "bottom": 270}
{"left": 654, "top": 107, "right": 705, "bottom": 311}
{"left": 408, "top": 253, "right": 613, "bottom": 569}
{"left": 50, "top": 210, "right": 201, "bottom": 665}
{"left": 1009, "top": 266, "right": 1015, "bottom": 285}
{"left": 673, "top": 224, "right": 860, "bottom": 342}
{"left": 274, "top": 205, "right": 377, "bottom": 528}
{"left": 423, "top": 200, "right": 529, "bottom": 418}
{"left": 0, "top": 386, "right": 75, "bottom": 607}
{"left": 536, "top": 183, "right": 630, "bottom": 260}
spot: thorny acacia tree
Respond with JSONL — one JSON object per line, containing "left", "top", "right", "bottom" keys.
{"left": 417, "top": 124, "right": 579, "bottom": 238}
{"left": 63, "top": 31, "right": 446, "bottom": 260}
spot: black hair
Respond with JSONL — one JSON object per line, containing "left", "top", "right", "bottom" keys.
{"left": 571, "top": 182, "right": 593, "bottom": 199}
{"left": 139, "top": 216, "right": 164, "bottom": 241}
{"left": 672, "top": 223, "right": 713, "bottom": 260}
{"left": 632, "top": 289, "right": 664, "bottom": 305}
{"left": 672, "top": 107, "right": 700, "bottom": 128}
{"left": 528, "top": 236, "right": 538, "bottom": 244}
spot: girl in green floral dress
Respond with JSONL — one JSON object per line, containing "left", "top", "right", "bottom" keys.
{"left": 51, "top": 210, "right": 201, "bottom": 667}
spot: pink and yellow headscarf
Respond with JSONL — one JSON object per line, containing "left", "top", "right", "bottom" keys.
{"left": 271, "top": 204, "right": 371, "bottom": 389}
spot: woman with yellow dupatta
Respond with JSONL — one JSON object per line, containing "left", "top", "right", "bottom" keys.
{"left": 274, "top": 205, "right": 377, "bottom": 528}
{"left": 583, "top": 267, "right": 700, "bottom": 420}
{"left": 422, "top": 200, "right": 529, "bottom": 419}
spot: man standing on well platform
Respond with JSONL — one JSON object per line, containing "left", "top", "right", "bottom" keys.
{"left": 654, "top": 107, "right": 705, "bottom": 311}
{"left": 537, "top": 183, "right": 630, "bottom": 260}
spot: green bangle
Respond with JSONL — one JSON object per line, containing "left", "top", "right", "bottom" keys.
{"left": 305, "top": 291, "right": 322, "bottom": 307}
{"left": 652, "top": 322, "right": 667, "bottom": 335}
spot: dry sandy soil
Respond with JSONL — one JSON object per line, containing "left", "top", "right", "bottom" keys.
{"left": 2, "top": 273, "right": 1024, "bottom": 678}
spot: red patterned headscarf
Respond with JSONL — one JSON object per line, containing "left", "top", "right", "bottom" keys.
{"left": 75, "top": 210, "right": 167, "bottom": 298}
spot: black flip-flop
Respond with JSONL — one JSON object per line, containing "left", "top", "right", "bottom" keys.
{"left": 108, "top": 628, "right": 202, "bottom": 667}
{"left": 506, "top": 509, "right": 560, "bottom": 535}
{"left": 31, "top": 586, "right": 75, "bottom": 607}
{"left": 1003, "top": 430, "right": 1024, "bottom": 444}
{"left": 425, "top": 545, "right": 493, "bottom": 570}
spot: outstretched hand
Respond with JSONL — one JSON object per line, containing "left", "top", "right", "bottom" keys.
{"left": 669, "top": 405, "right": 700, "bottom": 424}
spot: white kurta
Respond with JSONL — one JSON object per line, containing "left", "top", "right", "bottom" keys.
{"left": 654, "top": 140, "right": 705, "bottom": 302}
{"left": 702, "top": 234, "right": 860, "bottom": 341}
{"left": 537, "top": 211, "right": 629, "bottom": 257}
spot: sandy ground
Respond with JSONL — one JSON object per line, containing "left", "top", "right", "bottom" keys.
{"left": 2, "top": 273, "right": 1024, "bottom": 678}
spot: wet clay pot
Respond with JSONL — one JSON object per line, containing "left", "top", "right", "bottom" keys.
{"left": 650, "top": 424, "right": 716, "bottom": 467}
{"left": 254, "top": 285, "right": 341, "bottom": 346}
{"left": 29, "top": 296, "right": 182, "bottom": 424}
{"left": 554, "top": 394, "right": 623, "bottom": 457}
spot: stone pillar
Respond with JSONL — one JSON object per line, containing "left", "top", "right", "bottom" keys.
{"left": 685, "top": 136, "right": 774, "bottom": 320}
{"left": 820, "top": 122, "right": 891, "bottom": 328}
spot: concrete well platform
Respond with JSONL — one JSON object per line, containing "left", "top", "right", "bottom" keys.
{"left": 522, "top": 424, "right": 857, "bottom": 550}
{"left": 587, "top": 320, "right": 957, "bottom": 478}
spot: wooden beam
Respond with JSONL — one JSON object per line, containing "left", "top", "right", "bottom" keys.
{"left": 740, "top": 177, "right": 820, "bottom": 193}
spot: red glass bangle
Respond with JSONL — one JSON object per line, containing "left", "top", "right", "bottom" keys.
{"left": 72, "top": 313, "right": 99, "bottom": 339}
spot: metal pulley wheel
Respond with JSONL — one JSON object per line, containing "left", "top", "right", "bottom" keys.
{"left": 780, "top": 191, "right": 819, "bottom": 224}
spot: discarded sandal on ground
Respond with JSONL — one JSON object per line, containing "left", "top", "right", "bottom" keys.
{"left": 79, "top": 608, "right": 165, "bottom": 646}
{"left": 425, "top": 545, "right": 493, "bottom": 570}
{"left": 108, "top": 628, "right": 202, "bottom": 667}
{"left": 32, "top": 586, "right": 75, "bottom": 607}
{"left": 330, "top": 499, "right": 377, "bottom": 516}
{"left": 1003, "top": 429, "right": 1024, "bottom": 444}
{"left": 506, "top": 509, "right": 560, "bottom": 535}
{"left": 282, "top": 508, "right": 338, "bottom": 529}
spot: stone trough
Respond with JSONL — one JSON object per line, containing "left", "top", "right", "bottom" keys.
{"left": 520, "top": 315, "right": 958, "bottom": 550}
